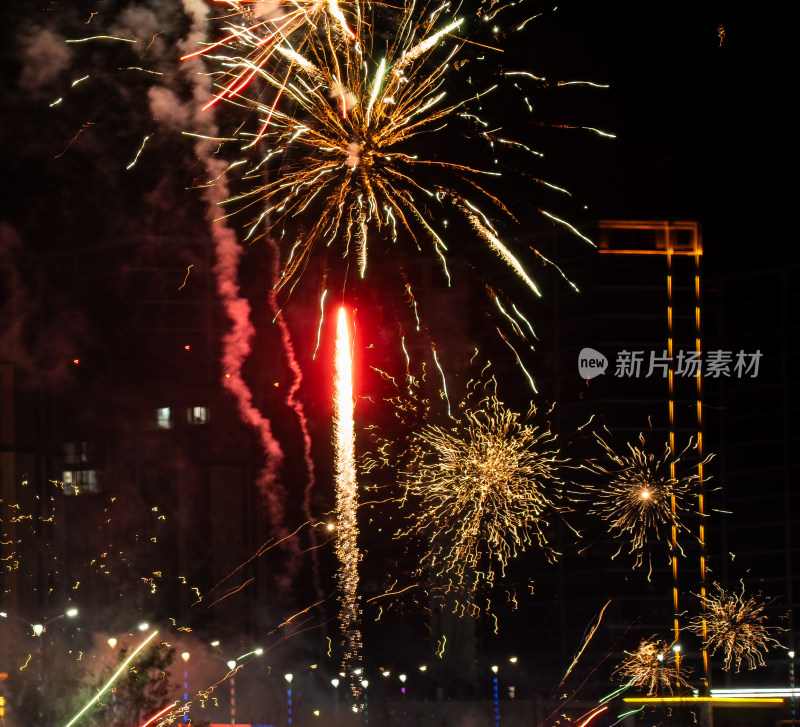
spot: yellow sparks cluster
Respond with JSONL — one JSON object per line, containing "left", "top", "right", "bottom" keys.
{"left": 584, "top": 432, "right": 711, "bottom": 569}
{"left": 688, "top": 582, "right": 784, "bottom": 671}
{"left": 398, "top": 396, "right": 567, "bottom": 591}
{"left": 615, "top": 638, "right": 688, "bottom": 696}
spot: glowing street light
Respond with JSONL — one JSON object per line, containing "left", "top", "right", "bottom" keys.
{"left": 491, "top": 665, "right": 500, "bottom": 727}
{"left": 397, "top": 673, "right": 408, "bottom": 727}
{"left": 285, "top": 673, "right": 294, "bottom": 726}
{"left": 361, "top": 679, "right": 370, "bottom": 727}
{"left": 331, "top": 677, "right": 341, "bottom": 727}
{"left": 179, "top": 652, "right": 191, "bottom": 723}
{"left": 3, "top": 606, "right": 81, "bottom": 707}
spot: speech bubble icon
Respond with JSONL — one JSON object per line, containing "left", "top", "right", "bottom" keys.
{"left": 578, "top": 347, "right": 608, "bottom": 379}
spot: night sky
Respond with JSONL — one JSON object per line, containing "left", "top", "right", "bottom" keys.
{"left": 1, "top": 2, "right": 786, "bottom": 283}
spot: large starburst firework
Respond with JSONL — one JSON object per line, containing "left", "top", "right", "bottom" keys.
{"left": 583, "top": 431, "right": 712, "bottom": 569}
{"left": 688, "top": 582, "right": 784, "bottom": 671}
{"left": 198, "top": 0, "right": 597, "bottom": 305}
{"left": 615, "top": 638, "right": 689, "bottom": 696}
{"left": 397, "top": 394, "right": 569, "bottom": 591}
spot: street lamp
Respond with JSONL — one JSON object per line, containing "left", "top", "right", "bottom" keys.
{"left": 227, "top": 660, "right": 237, "bottom": 726}
{"left": 331, "top": 678, "right": 340, "bottom": 727}
{"left": 398, "top": 674, "right": 407, "bottom": 727}
{"left": 181, "top": 652, "right": 190, "bottom": 723}
{"left": 491, "top": 665, "right": 499, "bottom": 727}
{"left": 285, "top": 673, "right": 294, "bottom": 727}
{"left": 212, "top": 642, "right": 264, "bottom": 725}
{"left": 1, "top": 607, "right": 79, "bottom": 721}
{"left": 361, "top": 680, "right": 369, "bottom": 727}
{"left": 507, "top": 656, "right": 518, "bottom": 700}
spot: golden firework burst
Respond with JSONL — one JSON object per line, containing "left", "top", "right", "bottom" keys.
{"left": 583, "top": 430, "right": 712, "bottom": 569}
{"left": 398, "top": 394, "right": 569, "bottom": 591}
{"left": 688, "top": 582, "right": 784, "bottom": 671}
{"left": 615, "top": 638, "right": 689, "bottom": 696}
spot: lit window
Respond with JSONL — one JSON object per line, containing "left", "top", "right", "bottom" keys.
{"left": 186, "top": 406, "right": 208, "bottom": 425}
{"left": 156, "top": 407, "right": 172, "bottom": 429}
{"left": 63, "top": 469, "right": 99, "bottom": 495}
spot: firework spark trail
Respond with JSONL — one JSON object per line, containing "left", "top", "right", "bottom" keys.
{"left": 398, "top": 394, "right": 570, "bottom": 594}
{"left": 557, "top": 600, "right": 611, "bottom": 688}
{"left": 688, "top": 582, "right": 784, "bottom": 671}
{"left": 179, "top": 0, "right": 290, "bottom": 536}
{"left": 333, "top": 306, "right": 362, "bottom": 698}
{"left": 582, "top": 430, "right": 713, "bottom": 571}
{"left": 63, "top": 630, "right": 160, "bottom": 727}
{"left": 138, "top": 702, "right": 175, "bottom": 727}
{"left": 181, "top": 0, "right": 356, "bottom": 111}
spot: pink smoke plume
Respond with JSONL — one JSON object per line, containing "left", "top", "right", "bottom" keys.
{"left": 267, "top": 237, "right": 322, "bottom": 595}
{"left": 178, "top": 0, "right": 288, "bottom": 534}
{"left": 267, "top": 238, "right": 315, "bottom": 518}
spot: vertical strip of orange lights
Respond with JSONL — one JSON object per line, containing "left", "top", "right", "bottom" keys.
{"left": 333, "top": 306, "right": 362, "bottom": 700}
{"left": 694, "top": 230, "right": 709, "bottom": 691}
{"left": 666, "top": 228, "right": 680, "bottom": 679}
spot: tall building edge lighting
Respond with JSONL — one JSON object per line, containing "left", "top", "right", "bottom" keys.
{"left": 597, "top": 220, "right": 705, "bottom": 687}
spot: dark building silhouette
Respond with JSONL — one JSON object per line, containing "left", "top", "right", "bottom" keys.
{"left": 704, "top": 263, "right": 800, "bottom": 686}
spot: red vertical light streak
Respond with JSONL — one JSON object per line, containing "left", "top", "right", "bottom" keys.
{"left": 333, "top": 307, "right": 362, "bottom": 698}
